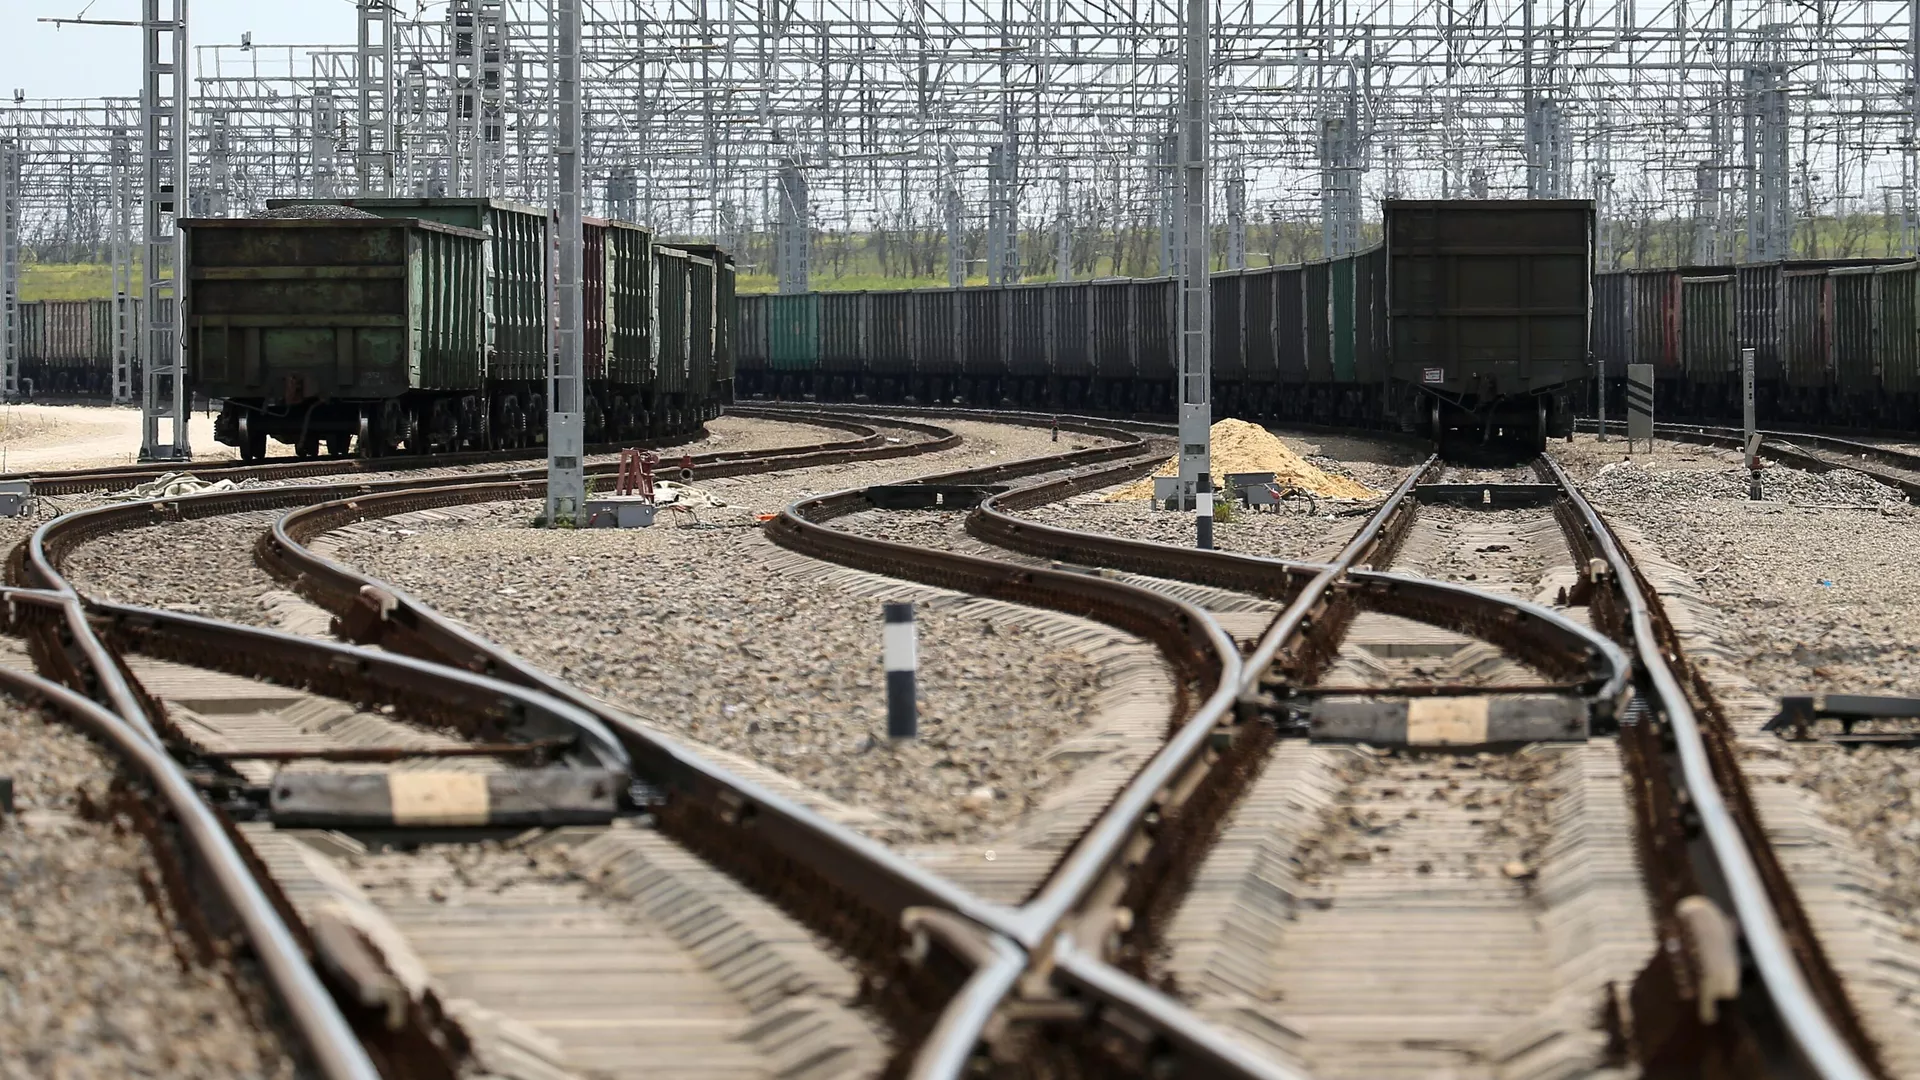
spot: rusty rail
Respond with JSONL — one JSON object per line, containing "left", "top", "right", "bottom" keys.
{"left": 1544, "top": 454, "right": 1879, "bottom": 1080}
{"left": 732, "top": 415, "right": 1627, "bottom": 1077}
{"left": 242, "top": 413, "right": 1070, "bottom": 1071}
{"left": 8, "top": 413, "right": 983, "bottom": 1078}
{"left": 0, "top": 587, "right": 382, "bottom": 1080}
{"left": 1577, "top": 418, "right": 1920, "bottom": 502}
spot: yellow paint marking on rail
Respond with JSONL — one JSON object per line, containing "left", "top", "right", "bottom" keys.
{"left": 1406, "top": 696, "right": 1490, "bottom": 745}
{"left": 390, "top": 772, "right": 491, "bottom": 826}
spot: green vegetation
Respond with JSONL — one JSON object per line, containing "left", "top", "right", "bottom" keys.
{"left": 22, "top": 209, "right": 1919, "bottom": 304}
{"left": 19, "top": 262, "right": 143, "bottom": 302}
{"left": 720, "top": 211, "right": 1920, "bottom": 294}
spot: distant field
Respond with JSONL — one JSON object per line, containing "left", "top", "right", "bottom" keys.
{"left": 24, "top": 209, "right": 1915, "bottom": 302}
{"left": 20, "top": 264, "right": 142, "bottom": 302}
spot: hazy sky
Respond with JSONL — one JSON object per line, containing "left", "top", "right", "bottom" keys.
{"left": 1, "top": 1, "right": 365, "bottom": 101}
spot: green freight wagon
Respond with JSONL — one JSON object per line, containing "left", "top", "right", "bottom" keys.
{"left": 1877, "top": 264, "right": 1920, "bottom": 409}
{"left": 575, "top": 218, "right": 659, "bottom": 442}
{"left": 652, "top": 245, "right": 717, "bottom": 431}
{"left": 1329, "top": 254, "right": 1358, "bottom": 384}
{"left": 1679, "top": 275, "right": 1737, "bottom": 390}
{"left": 1828, "top": 266, "right": 1878, "bottom": 414}
{"left": 769, "top": 293, "right": 821, "bottom": 399}
{"left": 715, "top": 258, "right": 736, "bottom": 404}
{"left": 736, "top": 294, "right": 770, "bottom": 395}
{"left": 266, "top": 197, "right": 551, "bottom": 385}
{"left": 686, "top": 252, "right": 718, "bottom": 414}
{"left": 185, "top": 215, "right": 487, "bottom": 461}
{"left": 668, "top": 242, "right": 735, "bottom": 411}
{"left": 15, "top": 301, "right": 45, "bottom": 391}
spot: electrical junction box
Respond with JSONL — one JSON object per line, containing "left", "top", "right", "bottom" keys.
{"left": 0, "top": 480, "right": 30, "bottom": 518}
{"left": 583, "top": 497, "right": 658, "bottom": 528}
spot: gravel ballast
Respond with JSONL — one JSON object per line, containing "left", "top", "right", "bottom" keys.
{"left": 1555, "top": 435, "right": 1917, "bottom": 698}
{"left": 328, "top": 419, "right": 1122, "bottom": 843}
{"left": 1009, "top": 427, "right": 1411, "bottom": 561}
{"left": 0, "top": 697, "right": 300, "bottom": 1078}
{"left": 54, "top": 415, "right": 865, "bottom": 628}
{"left": 1018, "top": 490, "right": 1371, "bottom": 560}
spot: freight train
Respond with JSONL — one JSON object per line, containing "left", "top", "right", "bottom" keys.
{"left": 1589, "top": 259, "right": 1918, "bottom": 429}
{"left": 181, "top": 197, "right": 734, "bottom": 461}
{"left": 8, "top": 297, "right": 164, "bottom": 398}
{"left": 736, "top": 200, "right": 1595, "bottom": 452}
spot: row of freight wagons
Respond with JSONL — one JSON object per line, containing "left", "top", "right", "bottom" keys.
{"left": 8, "top": 297, "right": 169, "bottom": 397}
{"left": 1592, "top": 259, "right": 1916, "bottom": 424}
{"left": 260, "top": 199, "right": 733, "bottom": 399}
{"left": 735, "top": 248, "right": 1389, "bottom": 421}
{"left": 187, "top": 197, "right": 734, "bottom": 457}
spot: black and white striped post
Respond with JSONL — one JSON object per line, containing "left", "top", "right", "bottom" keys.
{"left": 883, "top": 602, "right": 918, "bottom": 739}
{"left": 1196, "top": 472, "right": 1213, "bottom": 550}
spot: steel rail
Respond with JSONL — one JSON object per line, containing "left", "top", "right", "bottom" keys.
{"left": 87, "top": 601, "right": 633, "bottom": 773}
{"left": 902, "top": 911, "right": 1030, "bottom": 1080}
{"left": 0, "top": 588, "right": 382, "bottom": 1080}
{"left": 248, "top": 407, "right": 1619, "bottom": 1078}
{"left": 774, "top": 475, "right": 1246, "bottom": 952}
{"left": 1050, "top": 938, "right": 1315, "bottom": 1080}
{"left": 761, "top": 416, "right": 1630, "bottom": 1079}
{"left": 781, "top": 402, "right": 1881, "bottom": 1078}
{"left": 902, "top": 455, "right": 1432, "bottom": 1078}
{"left": 8, "top": 576, "right": 157, "bottom": 741}
{"left": 1237, "top": 454, "right": 1435, "bottom": 680}
{"left": 1543, "top": 454, "right": 1876, "bottom": 1080}
{"left": 970, "top": 453, "right": 1629, "bottom": 701}
{"left": 0, "top": 414, "right": 976, "bottom": 1079}
{"left": 897, "top": 442, "right": 1639, "bottom": 1077}
{"left": 248, "top": 413, "right": 1085, "bottom": 1068}
{"left": 743, "top": 414, "right": 1654, "bottom": 1080}
{"left": 264, "top": 407, "right": 1234, "bottom": 1074}
{"left": 17, "top": 414, "right": 949, "bottom": 599}
{"left": 766, "top": 427, "right": 1269, "bottom": 1077}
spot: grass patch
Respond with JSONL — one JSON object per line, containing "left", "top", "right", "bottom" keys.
{"left": 20, "top": 263, "right": 143, "bottom": 302}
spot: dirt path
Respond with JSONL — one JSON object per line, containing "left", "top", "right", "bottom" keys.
{"left": 0, "top": 404, "right": 234, "bottom": 472}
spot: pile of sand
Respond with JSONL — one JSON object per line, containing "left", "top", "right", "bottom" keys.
{"left": 1107, "top": 419, "right": 1379, "bottom": 501}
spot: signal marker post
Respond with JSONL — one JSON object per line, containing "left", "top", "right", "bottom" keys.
{"left": 1196, "top": 472, "right": 1213, "bottom": 549}
{"left": 1742, "top": 347, "right": 1761, "bottom": 499}
{"left": 1626, "top": 363, "right": 1654, "bottom": 454}
{"left": 883, "top": 603, "right": 918, "bottom": 740}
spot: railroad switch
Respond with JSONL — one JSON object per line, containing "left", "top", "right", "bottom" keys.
{"left": 1767, "top": 693, "right": 1920, "bottom": 745}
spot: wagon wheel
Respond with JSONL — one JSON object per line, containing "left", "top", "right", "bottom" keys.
{"left": 241, "top": 417, "right": 268, "bottom": 464}
{"left": 379, "top": 400, "right": 407, "bottom": 457}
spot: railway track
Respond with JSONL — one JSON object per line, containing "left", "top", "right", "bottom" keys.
{"left": 8, "top": 413, "right": 1010, "bottom": 1079}
{"left": 5, "top": 402, "right": 1891, "bottom": 1078}
{"left": 1581, "top": 418, "right": 1920, "bottom": 502}
{"left": 244, "top": 406, "right": 1274, "bottom": 1075}
{"left": 749, "top": 402, "right": 1879, "bottom": 1078}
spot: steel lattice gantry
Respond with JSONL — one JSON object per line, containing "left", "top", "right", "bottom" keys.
{"left": 4, "top": 0, "right": 1920, "bottom": 289}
